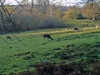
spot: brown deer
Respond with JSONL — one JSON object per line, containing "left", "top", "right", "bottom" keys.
{"left": 7, "top": 36, "right": 12, "bottom": 40}
{"left": 43, "top": 34, "right": 53, "bottom": 41}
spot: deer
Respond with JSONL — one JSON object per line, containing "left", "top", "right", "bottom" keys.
{"left": 7, "top": 36, "right": 12, "bottom": 40}
{"left": 74, "top": 28, "right": 79, "bottom": 32}
{"left": 95, "top": 24, "right": 100, "bottom": 29}
{"left": 43, "top": 34, "right": 53, "bottom": 41}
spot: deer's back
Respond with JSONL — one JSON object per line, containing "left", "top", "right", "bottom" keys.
{"left": 43, "top": 34, "right": 52, "bottom": 38}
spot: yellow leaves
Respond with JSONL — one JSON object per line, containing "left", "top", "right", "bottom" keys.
{"left": 5, "top": 5, "right": 14, "bottom": 13}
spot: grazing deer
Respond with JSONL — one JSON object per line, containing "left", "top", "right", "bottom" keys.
{"left": 74, "top": 28, "right": 79, "bottom": 31}
{"left": 95, "top": 24, "right": 100, "bottom": 29}
{"left": 7, "top": 36, "right": 12, "bottom": 40}
{"left": 43, "top": 34, "right": 53, "bottom": 41}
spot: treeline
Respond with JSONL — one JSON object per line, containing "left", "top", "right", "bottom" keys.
{"left": 63, "top": 2, "right": 100, "bottom": 20}
{"left": 0, "top": 1, "right": 100, "bottom": 33}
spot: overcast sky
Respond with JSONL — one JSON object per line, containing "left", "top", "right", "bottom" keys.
{"left": 4, "top": 0, "right": 82, "bottom": 5}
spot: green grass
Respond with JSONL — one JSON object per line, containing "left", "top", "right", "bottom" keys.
{"left": 1, "top": 28, "right": 100, "bottom": 74}
{"left": 64, "top": 20, "right": 100, "bottom": 28}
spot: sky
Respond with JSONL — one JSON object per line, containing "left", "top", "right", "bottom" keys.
{"left": 4, "top": 0, "right": 82, "bottom": 5}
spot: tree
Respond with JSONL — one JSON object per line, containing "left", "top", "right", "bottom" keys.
{"left": 63, "top": 6, "right": 84, "bottom": 20}
{"left": 82, "top": 2, "right": 100, "bottom": 20}
{"left": 20, "top": 0, "right": 28, "bottom": 5}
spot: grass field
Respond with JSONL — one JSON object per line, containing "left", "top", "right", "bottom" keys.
{"left": 1, "top": 27, "right": 100, "bottom": 75}
{"left": 64, "top": 20, "right": 100, "bottom": 28}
